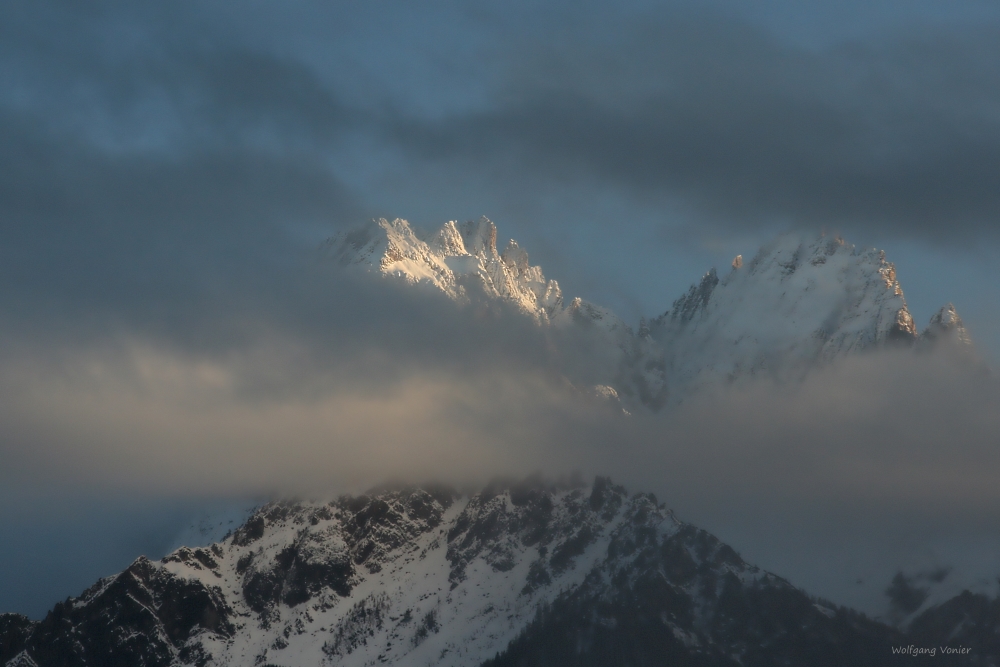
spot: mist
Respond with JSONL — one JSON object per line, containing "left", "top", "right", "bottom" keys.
{"left": 3, "top": 275, "right": 999, "bottom": 615}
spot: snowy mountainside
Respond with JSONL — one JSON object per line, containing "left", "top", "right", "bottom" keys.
{"left": 0, "top": 480, "right": 661, "bottom": 666}
{"left": 4, "top": 478, "right": 994, "bottom": 667}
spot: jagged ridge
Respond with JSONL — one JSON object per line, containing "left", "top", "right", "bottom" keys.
{"left": 3, "top": 478, "right": 993, "bottom": 667}
{"left": 325, "top": 220, "right": 973, "bottom": 409}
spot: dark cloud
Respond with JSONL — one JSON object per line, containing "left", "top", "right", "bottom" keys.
{"left": 0, "top": 109, "right": 362, "bottom": 349}
{"left": 885, "top": 572, "right": 930, "bottom": 616}
{"left": 0, "top": 4, "right": 364, "bottom": 345}
{"left": 5, "top": 1, "right": 1000, "bottom": 339}
{"left": 9, "top": 1, "right": 1000, "bottom": 249}
{"left": 390, "top": 14, "right": 1000, "bottom": 241}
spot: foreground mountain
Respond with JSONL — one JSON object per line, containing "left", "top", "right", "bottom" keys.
{"left": 324, "top": 217, "right": 973, "bottom": 409}
{"left": 1, "top": 478, "right": 992, "bottom": 667}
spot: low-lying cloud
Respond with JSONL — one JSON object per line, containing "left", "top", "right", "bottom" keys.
{"left": 2, "top": 267, "right": 999, "bottom": 615}
{"left": 4, "top": 285, "right": 998, "bottom": 515}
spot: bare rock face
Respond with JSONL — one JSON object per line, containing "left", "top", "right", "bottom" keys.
{"left": 445, "top": 478, "right": 627, "bottom": 591}
{"left": 231, "top": 489, "right": 455, "bottom": 618}
{"left": 0, "top": 615, "right": 34, "bottom": 664}
{"left": 5, "top": 556, "right": 233, "bottom": 667}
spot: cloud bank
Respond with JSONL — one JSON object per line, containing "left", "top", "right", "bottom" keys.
{"left": 391, "top": 15, "right": 1000, "bottom": 242}
{"left": 3, "top": 287, "right": 999, "bottom": 614}
{"left": 6, "top": 313, "right": 997, "bottom": 501}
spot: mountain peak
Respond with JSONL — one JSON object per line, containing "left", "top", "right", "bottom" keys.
{"left": 427, "top": 219, "right": 467, "bottom": 256}
{"left": 644, "top": 232, "right": 919, "bottom": 396}
{"left": 500, "top": 240, "right": 530, "bottom": 277}
{"left": 459, "top": 216, "right": 498, "bottom": 256}
{"left": 923, "top": 303, "right": 973, "bottom": 349}
{"left": 323, "top": 217, "right": 566, "bottom": 321}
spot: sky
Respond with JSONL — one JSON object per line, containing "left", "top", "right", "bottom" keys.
{"left": 2, "top": 0, "right": 1000, "bottom": 619}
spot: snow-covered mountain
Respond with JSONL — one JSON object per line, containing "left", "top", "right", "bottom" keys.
{"left": 323, "top": 217, "right": 529, "bottom": 311}
{"left": 324, "top": 217, "right": 972, "bottom": 409}
{"left": 3, "top": 478, "right": 995, "bottom": 667}
{"left": 643, "top": 233, "right": 917, "bottom": 397}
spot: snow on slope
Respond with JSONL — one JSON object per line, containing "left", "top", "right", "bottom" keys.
{"left": 166, "top": 484, "right": 640, "bottom": 667}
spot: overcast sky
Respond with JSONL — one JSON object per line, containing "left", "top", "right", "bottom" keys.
{"left": 2, "top": 0, "right": 1000, "bottom": 619}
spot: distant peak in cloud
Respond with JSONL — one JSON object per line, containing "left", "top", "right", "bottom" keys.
{"left": 321, "top": 219, "right": 978, "bottom": 411}
{"left": 321, "top": 216, "right": 608, "bottom": 328}
{"left": 922, "top": 302, "right": 973, "bottom": 349}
